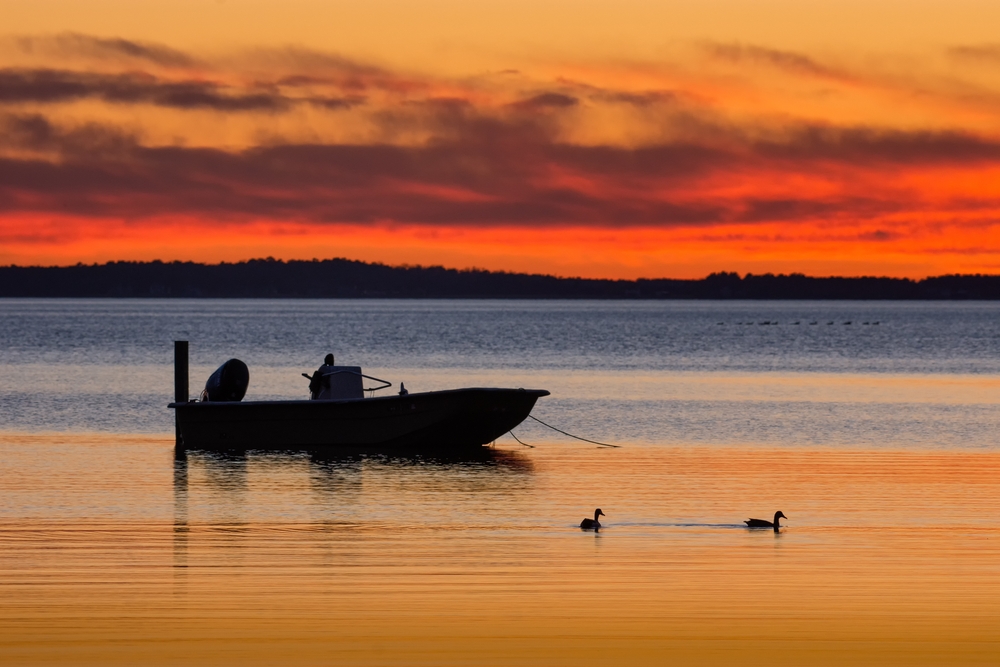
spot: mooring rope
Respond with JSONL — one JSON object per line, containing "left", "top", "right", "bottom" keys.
{"left": 525, "top": 414, "right": 622, "bottom": 448}
{"left": 507, "top": 430, "right": 535, "bottom": 448}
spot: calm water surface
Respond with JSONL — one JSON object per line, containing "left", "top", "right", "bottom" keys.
{"left": 1, "top": 299, "right": 999, "bottom": 664}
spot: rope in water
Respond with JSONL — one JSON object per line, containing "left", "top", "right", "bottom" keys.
{"left": 522, "top": 414, "right": 622, "bottom": 448}
{"left": 506, "top": 430, "right": 534, "bottom": 448}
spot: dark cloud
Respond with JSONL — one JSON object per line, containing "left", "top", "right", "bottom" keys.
{"left": 2, "top": 113, "right": 55, "bottom": 147}
{"left": 13, "top": 33, "right": 196, "bottom": 68}
{"left": 553, "top": 77, "right": 678, "bottom": 108}
{"left": 597, "top": 90, "right": 677, "bottom": 107}
{"left": 0, "top": 68, "right": 289, "bottom": 111}
{"left": 406, "top": 97, "right": 473, "bottom": 110}
{"left": 757, "top": 126, "right": 1000, "bottom": 164}
{"left": 2, "top": 32, "right": 997, "bottom": 241}
{"left": 275, "top": 75, "right": 332, "bottom": 87}
{"left": 859, "top": 229, "right": 897, "bottom": 241}
{"left": 3, "top": 110, "right": 1000, "bottom": 229}
{"left": 1, "top": 113, "right": 137, "bottom": 156}
{"left": 249, "top": 47, "right": 425, "bottom": 93}
{"left": 738, "top": 197, "right": 900, "bottom": 223}
{"left": 511, "top": 92, "right": 579, "bottom": 110}
{"left": 947, "top": 44, "right": 1000, "bottom": 61}
{"left": 306, "top": 95, "right": 366, "bottom": 110}
{"left": 0, "top": 111, "right": 731, "bottom": 225}
{"left": 705, "top": 43, "right": 852, "bottom": 82}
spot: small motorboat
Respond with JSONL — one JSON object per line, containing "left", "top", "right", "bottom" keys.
{"left": 745, "top": 511, "right": 787, "bottom": 530}
{"left": 169, "top": 342, "right": 548, "bottom": 451}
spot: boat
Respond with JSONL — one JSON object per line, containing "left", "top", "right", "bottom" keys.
{"left": 168, "top": 341, "right": 549, "bottom": 451}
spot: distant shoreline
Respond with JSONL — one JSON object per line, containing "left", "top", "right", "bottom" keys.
{"left": 2, "top": 258, "right": 999, "bottom": 299}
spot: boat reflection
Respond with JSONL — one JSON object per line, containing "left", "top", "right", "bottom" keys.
{"left": 172, "top": 446, "right": 534, "bottom": 569}
{"left": 173, "top": 447, "right": 534, "bottom": 531}
{"left": 176, "top": 446, "right": 533, "bottom": 485}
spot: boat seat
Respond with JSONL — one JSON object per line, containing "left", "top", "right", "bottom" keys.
{"left": 317, "top": 366, "right": 364, "bottom": 400}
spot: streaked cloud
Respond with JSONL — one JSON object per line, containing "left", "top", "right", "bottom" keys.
{"left": 947, "top": 43, "right": 1000, "bottom": 62}
{"left": 8, "top": 32, "right": 197, "bottom": 68}
{"left": 511, "top": 92, "right": 579, "bottom": 110}
{"left": 0, "top": 68, "right": 292, "bottom": 110}
{"left": 703, "top": 43, "right": 853, "bottom": 82}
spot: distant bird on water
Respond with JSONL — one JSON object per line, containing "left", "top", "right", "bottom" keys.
{"left": 745, "top": 511, "right": 787, "bottom": 530}
{"left": 580, "top": 508, "right": 605, "bottom": 529}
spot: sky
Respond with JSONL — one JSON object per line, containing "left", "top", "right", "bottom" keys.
{"left": 2, "top": 0, "right": 1000, "bottom": 278}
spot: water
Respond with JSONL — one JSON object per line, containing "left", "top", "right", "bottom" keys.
{"left": 1, "top": 299, "right": 999, "bottom": 664}
{"left": 3, "top": 299, "right": 1000, "bottom": 447}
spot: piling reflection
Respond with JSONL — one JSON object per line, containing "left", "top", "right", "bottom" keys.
{"left": 173, "top": 448, "right": 188, "bottom": 577}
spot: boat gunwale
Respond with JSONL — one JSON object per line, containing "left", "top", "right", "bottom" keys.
{"left": 169, "top": 387, "right": 550, "bottom": 409}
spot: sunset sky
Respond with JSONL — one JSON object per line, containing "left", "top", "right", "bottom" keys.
{"left": 3, "top": 0, "right": 1000, "bottom": 278}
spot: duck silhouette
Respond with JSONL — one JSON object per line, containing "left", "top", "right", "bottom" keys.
{"left": 580, "top": 508, "right": 605, "bottom": 529}
{"left": 745, "top": 511, "right": 786, "bottom": 530}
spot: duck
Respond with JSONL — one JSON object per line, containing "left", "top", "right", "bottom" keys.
{"left": 745, "top": 511, "right": 786, "bottom": 529}
{"left": 580, "top": 508, "right": 605, "bottom": 529}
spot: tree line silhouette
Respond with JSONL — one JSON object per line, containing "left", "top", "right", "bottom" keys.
{"left": 1, "top": 258, "right": 998, "bottom": 299}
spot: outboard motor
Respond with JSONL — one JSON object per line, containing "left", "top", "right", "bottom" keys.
{"left": 200, "top": 358, "right": 250, "bottom": 402}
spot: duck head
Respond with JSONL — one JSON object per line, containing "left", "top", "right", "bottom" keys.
{"left": 595, "top": 508, "right": 605, "bottom": 520}
{"left": 773, "top": 511, "right": 787, "bottom": 526}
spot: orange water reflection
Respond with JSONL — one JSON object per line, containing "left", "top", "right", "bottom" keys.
{"left": 1, "top": 436, "right": 999, "bottom": 665}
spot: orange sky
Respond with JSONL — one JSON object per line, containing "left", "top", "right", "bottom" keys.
{"left": 2, "top": 1, "right": 1000, "bottom": 278}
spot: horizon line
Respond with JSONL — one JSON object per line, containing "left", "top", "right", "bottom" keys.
{"left": 4, "top": 257, "right": 999, "bottom": 283}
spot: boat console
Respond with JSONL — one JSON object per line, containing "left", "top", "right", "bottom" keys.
{"left": 314, "top": 366, "right": 364, "bottom": 400}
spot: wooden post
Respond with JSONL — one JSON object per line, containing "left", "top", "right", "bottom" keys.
{"left": 174, "top": 340, "right": 189, "bottom": 403}
{"left": 174, "top": 341, "right": 188, "bottom": 447}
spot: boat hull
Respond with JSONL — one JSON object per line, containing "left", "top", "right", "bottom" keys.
{"left": 169, "top": 387, "right": 548, "bottom": 451}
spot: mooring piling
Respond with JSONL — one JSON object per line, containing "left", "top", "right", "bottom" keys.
{"left": 174, "top": 340, "right": 189, "bottom": 403}
{"left": 174, "top": 340, "right": 189, "bottom": 447}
